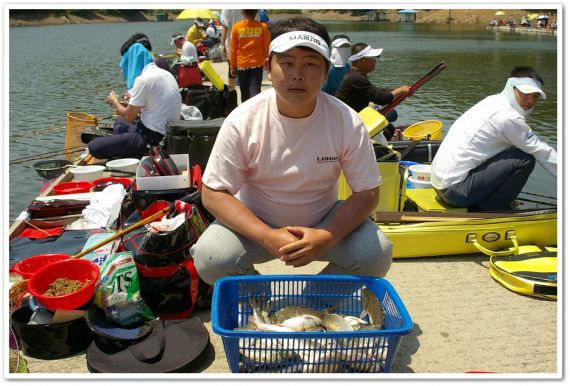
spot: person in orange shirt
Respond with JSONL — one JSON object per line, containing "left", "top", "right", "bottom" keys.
{"left": 230, "top": 10, "right": 270, "bottom": 102}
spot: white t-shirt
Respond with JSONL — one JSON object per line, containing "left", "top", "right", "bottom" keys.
{"left": 181, "top": 41, "right": 198, "bottom": 62}
{"left": 128, "top": 63, "right": 181, "bottom": 135}
{"left": 431, "top": 93, "right": 557, "bottom": 190}
{"left": 202, "top": 89, "right": 381, "bottom": 227}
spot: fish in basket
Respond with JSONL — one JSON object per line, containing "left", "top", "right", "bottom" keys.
{"left": 211, "top": 275, "right": 412, "bottom": 373}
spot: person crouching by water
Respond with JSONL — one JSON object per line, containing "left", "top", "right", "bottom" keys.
{"left": 88, "top": 42, "right": 181, "bottom": 160}
{"left": 190, "top": 17, "right": 393, "bottom": 286}
{"left": 430, "top": 66, "right": 557, "bottom": 211}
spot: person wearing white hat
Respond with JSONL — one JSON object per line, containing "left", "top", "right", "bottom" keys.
{"left": 170, "top": 32, "right": 198, "bottom": 63}
{"left": 335, "top": 42, "right": 410, "bottom": 141}
{"left": 190, "top": 17, "right": 393, "bottom": 285}
{"left": 185, "top": 18, "right": 207, "bottom": 45}
{"left": 321, "top": 34, "right": 351, "bottom": 96}
{"left": 431, "top": 66, "right": 556, "bottom": 210}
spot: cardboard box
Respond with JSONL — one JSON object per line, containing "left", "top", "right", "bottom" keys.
{"left": 135, "top": 153, "right": 190, "bottom": 190}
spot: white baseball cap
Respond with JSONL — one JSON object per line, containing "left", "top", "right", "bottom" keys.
{"left": 331, "top": 37, "right": 350, "bottom": 48}
{"left": 349, "top": 45, "right": 383, "bottom": 62}
{"left": 269, "top": 31, "right": 330, "bottom": 62}
{"left": 170, "top": 32, "right": 184, "bottom": 45}
{"left": 512, "top": 78, "right": 546, "bottom": 100}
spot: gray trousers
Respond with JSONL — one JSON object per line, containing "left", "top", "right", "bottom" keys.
{"left": 436, "top": 147, "right": 535, "bottom": 211}
{"left": 190, "top": 201, "right": 393, "bottom": 285}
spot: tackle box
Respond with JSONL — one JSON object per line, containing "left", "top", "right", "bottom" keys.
{"left": 212, "top": 275, "right": 412, "bottom": 373}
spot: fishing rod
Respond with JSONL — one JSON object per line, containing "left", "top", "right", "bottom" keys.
{"left": 9, "top": 145, "right": 87, "bottom": 165}
{"left": 521, "top": 191, "right": 557, "bottom": 200}
{"left": 379, "top": 62, "right": 447, "bottom": 116}
{"left": 515, "top": 197, "right": 557, "bottom": 207}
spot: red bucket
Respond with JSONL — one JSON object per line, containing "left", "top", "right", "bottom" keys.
{"left": 52, "top": 181, "right": 93, "bottom": 195}
{"left": 28, "top": 259, "right": 100, "bottom": 311}
{"left": 13, "top": 253, "right": 71, "bottom": 279}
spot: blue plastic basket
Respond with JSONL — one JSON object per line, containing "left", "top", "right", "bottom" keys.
{"left": 212, "top": 275, "right": 413, "bottom": 373}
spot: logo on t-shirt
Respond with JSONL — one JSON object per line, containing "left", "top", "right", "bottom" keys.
{"left": 316, "top": 156, "right": 338, "bottom": 163}
{"left": 238, "top": 27, "right": 262, "bottom": 38}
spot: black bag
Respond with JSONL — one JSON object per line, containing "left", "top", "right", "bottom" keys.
{"left": 165, "top": 118, "right": 224, "bottom": 170}
{"left": 121, "top": 200, "right": 210, "bottom": 319}
{"left": 181, "top": 85, "right": 237, "bottom": 120}
{"left": 129, "top": 186, "right": 197, "bottom": 213}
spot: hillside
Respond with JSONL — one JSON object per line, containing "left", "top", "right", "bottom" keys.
{"left": 8, "top": 8, "right": 557, "bottom": 27}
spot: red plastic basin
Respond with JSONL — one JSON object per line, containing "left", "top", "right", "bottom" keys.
{"left": 14, "top": 253, "right": 71, "bottom": 279}
{"left": 28, "top": 259, "right": 100, "bottom": 311}
{"left": 52, "top": 181, "right": 93, "bottom": 195}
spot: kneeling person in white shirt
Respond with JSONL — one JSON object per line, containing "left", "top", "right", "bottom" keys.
{"left": 430, "top": 66, "right": 556, "bottom": 211}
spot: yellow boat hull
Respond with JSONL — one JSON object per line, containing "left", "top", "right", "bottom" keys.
{"left": 379, "top": 213, "right": 557, "bottom": 258}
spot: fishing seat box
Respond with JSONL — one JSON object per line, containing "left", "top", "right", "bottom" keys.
{"left": 405, "top": 188, "right": 468, "bottom": 212}
{"left": 165, "top": 118, "right": 224, "bottom": 171}
{"left": 339, "top": 146, "right": 405, "bottom": 212}
{"left": 135, "top": 154, "right": 190, "bottom": 191}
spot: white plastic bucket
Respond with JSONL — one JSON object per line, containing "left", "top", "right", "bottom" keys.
{"left": 408, "top": 164, "right": 432, "bottom": 181}
{"left": 408, "top": 176, "right": 432, "bottom": 189}
{"left": 70, "top": 165, "right": 105, "bottom": 181}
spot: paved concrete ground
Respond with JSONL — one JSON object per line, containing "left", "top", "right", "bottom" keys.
{"left": 12, "top": 61, "right": 559, "bottom": 380}
{"left": 19, "top": 253, "right": 558, "bottom": 377}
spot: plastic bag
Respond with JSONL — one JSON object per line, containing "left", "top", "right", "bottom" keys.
{"left": 93, "top": 251, "right": 154, "bottom": 327}
{"left": 181, "top": 104, "right": 203, "bottom": 121}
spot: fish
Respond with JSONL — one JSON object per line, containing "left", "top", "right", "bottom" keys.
{"left": 360, "top": 288, "right": 385, "bottom": 328}
{"left": 341, "top": 348, "right": 384, "bottom": 373}
{"left": 249, "top": 297, "right": 273, "bottom": 324}
{"left": 292, "top": 339, "right": 344, "bottom": 373}
{"left": 239, "top": 338, "right": 300, "bottom": 369}
{"left": 248, "top": 297, "right": 272, "bottom": 325}
{"left": 321, "top": 313, "right": 354, "bottom": 332}
{"left": 279, "top": 315, "right": 323, "bottom": 332}
{"left": 343, "top": 315, "right": 369, "bottom": 330}
{"left": 247, "top": 298, "right": 324, "bottom": 332}
{"left": 270, "top": 305, "right": 336, "bottom": 324}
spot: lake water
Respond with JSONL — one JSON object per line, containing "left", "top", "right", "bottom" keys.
{"left": 7, "top": 20, "right": 558, "bottom": 221}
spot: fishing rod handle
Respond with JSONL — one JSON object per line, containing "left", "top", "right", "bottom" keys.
{"left": 71, "top": 206, "right": 171, "bottom": 259}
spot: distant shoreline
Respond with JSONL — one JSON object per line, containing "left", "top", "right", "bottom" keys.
{"left": 8, "top": 9, "right": 556, "bottom": 28}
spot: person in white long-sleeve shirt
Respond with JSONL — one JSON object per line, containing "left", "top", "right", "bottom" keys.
{"left": 431, "top": 66, "right": 556, "bottom": 211}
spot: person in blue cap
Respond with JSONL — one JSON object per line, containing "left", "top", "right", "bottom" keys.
{"left": 88, "top": 41, "right": 181, "bottom": 160}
